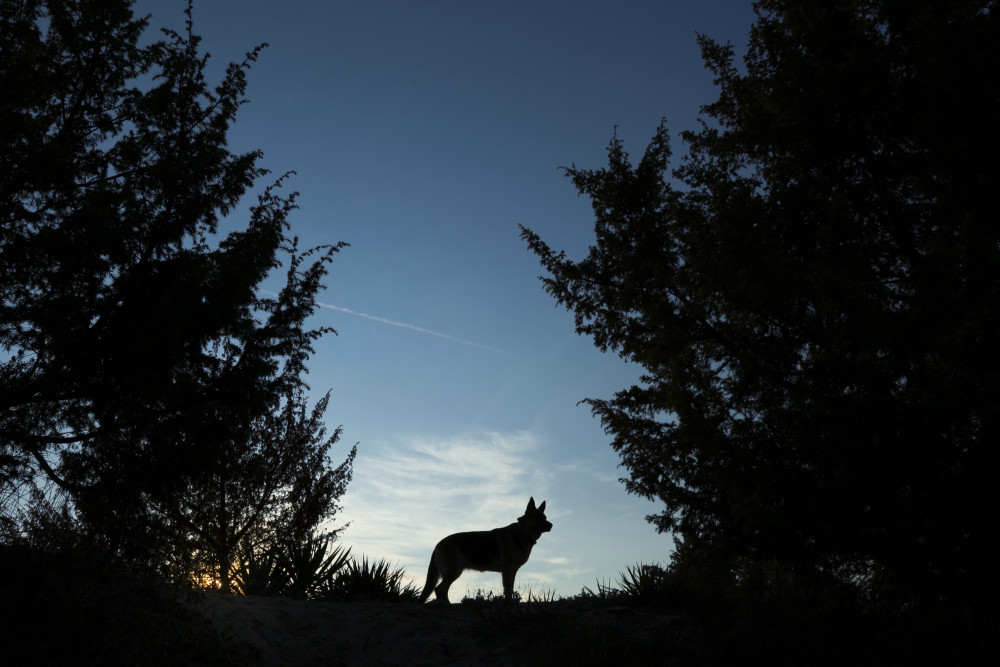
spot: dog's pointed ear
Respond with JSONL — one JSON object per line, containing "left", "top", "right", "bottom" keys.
{"left": 527, "top": 497, "right": 536, "bottom": 512}
{"left": 538, "top": 500, "right": 546, "bottom": 513}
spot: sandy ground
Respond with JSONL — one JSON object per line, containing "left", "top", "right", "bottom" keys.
{"left": 195, "top": 593, "right": 687, "bottom": 666}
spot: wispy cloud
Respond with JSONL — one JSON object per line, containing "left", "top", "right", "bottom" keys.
{"left": 556, "top": 460, "right": 621, "bottom": 485}
{"left": 334, "top": 431, "right": 552, "bottom": 593}
{"left": 320, "top": 302, "right": 513, "bottom": 357}
{"left": 329, "top": 431, "right": 674, "bottom": 597}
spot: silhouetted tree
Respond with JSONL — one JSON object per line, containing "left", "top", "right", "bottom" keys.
{"left": 522, "top": 0, "right": 999, "bottom": 604}
{"left": 0, "top": 0, "right": 345, "bottom": 536}
{"left": 154, "top": 386, "right": 355, "bottom": 592}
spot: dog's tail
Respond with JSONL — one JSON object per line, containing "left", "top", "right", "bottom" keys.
{"left": 420, "top": 551, "right": 439, "bottom": 603}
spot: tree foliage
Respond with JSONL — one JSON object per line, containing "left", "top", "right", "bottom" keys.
{"left": 0, "top": 0, "right": 338, "bottom": 497}
{"left": 522, "top": 0, "right": 999, "bottom": 603}
{"left": 158, "top": 388, "right": 356, "bottom": 592}
{"left": 0, "top": 0, "right": 352, "bottom": 569}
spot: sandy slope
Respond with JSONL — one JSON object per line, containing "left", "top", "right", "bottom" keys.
{"left": 196, "top": 593, "right": 685, "bottom": 666}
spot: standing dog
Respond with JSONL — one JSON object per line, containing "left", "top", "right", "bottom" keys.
{"left": 420, "top": 497, "right": 552, "bottom": 604}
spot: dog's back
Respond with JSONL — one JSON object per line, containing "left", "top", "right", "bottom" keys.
{"left": 447, "top": 529, "right": 506, "bottom": 570}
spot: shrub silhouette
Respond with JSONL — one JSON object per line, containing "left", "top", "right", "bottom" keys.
{"left": 319, "top": 555, "right": 421, "bottom": 602}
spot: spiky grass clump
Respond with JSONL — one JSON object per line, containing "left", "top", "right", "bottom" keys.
{"left": 233, "top": 534, "right": 351, "bottom": 600}
{"left": 614, "top": 562, "right": 673, "bottom": 606}
{"left": 282, "top": 537, "right": 352, "bottom": 600}
{"left": 578, "top": 562, "right": 672, "bottom": 606}
{"left": 319, "top": 555, "right": 420, "bottom": 602}
{"left": 233, "top": 543, "right": 288, "bottom": 597}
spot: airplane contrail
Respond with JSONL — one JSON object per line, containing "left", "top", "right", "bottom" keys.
{"left": 321, "top": 303, "right": 512, "bottom": 357}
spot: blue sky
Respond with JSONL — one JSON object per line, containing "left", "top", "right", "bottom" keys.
{"left": 137, "top": 0, "right": 756, "bottom": 597}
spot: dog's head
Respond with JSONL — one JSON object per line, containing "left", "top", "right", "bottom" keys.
{"left": 520, "top": 497, "right": 553, "bottom": 540}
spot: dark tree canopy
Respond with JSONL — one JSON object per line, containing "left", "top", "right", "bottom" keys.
{"left": 0, "top": 0, "right": 345, "bottom": 526}
{"left": 157, "top": 387, "right": 355, "bottom": 592}
{"left": 522, "top": 0, "right": 999, "bottom": 602}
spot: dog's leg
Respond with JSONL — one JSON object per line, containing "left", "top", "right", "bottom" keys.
{"left": 501, "top": 567, "right": 516, "bottom": 601}
{"left": 434, "top": 569, "right": 461, "bottom": 604}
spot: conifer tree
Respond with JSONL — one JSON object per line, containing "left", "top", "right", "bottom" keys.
{"left": 1, "top": 1, "right": 346, "bottom": 539}
{"left": 522, "top": 0, "right": 999, "bottom": 603}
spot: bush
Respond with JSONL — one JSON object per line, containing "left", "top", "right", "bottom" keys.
{"left": 233, "top": 533, "right": 351, "bottom": 599}
{"left": 318, "top": 555, "right": 420, "bottom": 602}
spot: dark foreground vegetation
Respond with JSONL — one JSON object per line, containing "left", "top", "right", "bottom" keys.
{"left": 0, "top": 545, "right": 231, "bottom": 665}
{"left": 3, "top": 545, "right": 995, "bottom": 666}
{"left": 523, "top": 0, "right": 1000, "bottom": 614}
{"left": 2, "top": 0, "right": 356, "bottom": 607}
